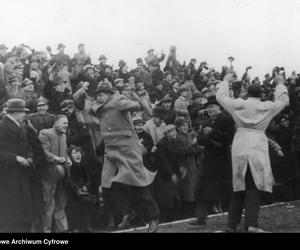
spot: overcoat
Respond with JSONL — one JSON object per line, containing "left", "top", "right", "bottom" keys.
{"left": 153, "top": 136, "right": 182, "bottom": 208}
{"left": 196, "top": 112, "right": 235, "bottom": 201}
{"left": 94, "top": 94, "right": 156, "bottom": 188}
{"left": 216, "top": 81, "right": 289, "bottom": 193}
{"left": 0, "top": 116, "right": 33, "bottom": 225}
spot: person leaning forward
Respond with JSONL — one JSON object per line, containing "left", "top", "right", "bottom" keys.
{"left": 90, "top": 81, "right": 160, "bottom": 232}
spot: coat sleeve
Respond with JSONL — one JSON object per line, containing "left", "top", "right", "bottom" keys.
{"left": 156, "top": 142, "right": 175, "bottom": 178}
{"left": 216, "top": 81, "right": 240, "bottom": 115}
{"left": 117, "top": 96, "right": 141, "bottom": 112}
{"left": 174, "top": 99, "right": 189, "bottom": 116}
{"left": 0, "top": 128, "right": 17, "bottom": 170}
{"left": 39, "top": 130, "right": 57, "bottom": 163}
{"left": 269, "top": 84, "right": 289, "bottom": 116}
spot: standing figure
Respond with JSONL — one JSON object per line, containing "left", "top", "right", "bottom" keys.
{"left": 216, "top": 73, "right": 289, "bottom": 233}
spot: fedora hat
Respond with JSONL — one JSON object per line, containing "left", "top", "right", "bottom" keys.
{"left": 205, "top": 96, "right": 219, "bottom": 107}
{"left": 4, "top": 98, "right": 29, "bottom": 113}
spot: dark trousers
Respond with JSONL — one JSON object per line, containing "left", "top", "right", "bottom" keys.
{"left": 195, "top": 200, "right": 215, "bottom": 222}
{"left": 227, "top": 167, "right": 262, "bottom": 229}
{"left": 109, "top": 183, "right": 160, "bottom": 224}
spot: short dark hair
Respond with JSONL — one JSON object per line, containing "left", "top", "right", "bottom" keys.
{"left": 67, "top": 145, "right": 84, "bottom": 157}
{"left": 247, "top": 84, "right": 262, "bottom": 98}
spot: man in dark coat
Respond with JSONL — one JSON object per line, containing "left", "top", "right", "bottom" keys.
{"left": 43, "top": 75, "right": 73, "bottom": 115}
{"left": 133, "top": 116, "right": 155, "bottom": 172}
{"left": 0, "top": 98, "right": 33, "bottom": 232}
{"left": 189, "top": 96, "right": 235, "bottom": 226}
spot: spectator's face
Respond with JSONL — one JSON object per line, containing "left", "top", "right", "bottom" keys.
{"left": 65, "top": 107, "right": 74, "bottom": 116}
{"left": 87, "top": 68, "right": 94, "bottom": 76}
{"left": 96, "top": 92, "right": 110, "bottom": 104}
{"left": 58, "top": 47, "right": 65, "bottom": 53}
{"left": 30, "top": 61, "right": 39, "bottom": 70}
{"left": 172, "top": 82, "right": 179, "bottom": 90}
{"left": 116, "top": 81, "right": 124, "bottom": 88}
{"left": 134, "top": 123, "right": 144, "bottom": 134}
{"left": 166, "top": 128, "right": 177, "bottom": 140}
{"left": 155, "top": 84, "right": 163, "bottom": 91}
{"left": 54, "top": 82, "right": 67, "bottom": 93}
{"left": 193, "top": 97, "right": 202, "bottom": 104}
{"left": 11, "top": 80, "right": 20, "bottom": 88}
{"left": 71, "top": 149, "right": 82, "bottom": 163}
{"left": 16, "top": 68, "right": 24, "bottom": 78}
{"left": 37, "top": 104, "right": 48, "bottom": 114}
{"left": 121, "top": 88, "right": 131, "bottom": 98}
{"left": 55, "top": 117, "right": 69, "bottom": 134}
{"left": 153, "top": 117, "right": 163, "bottom": 126}
{"left": 181, "top": 90, "right": 188, "bottom": 98}
{"left": 191, "top": 60, "right": 197, "bottom": 66}
{"left": 128, "top": 76, "right": 135, "bottom": 84}
{"left": 24, "top": 84, "right": 34, "bottom": 92}
{"left": 178, "top": 123, "right": 189, "bottom": 134}
{"left": 162, "top": 101, "right": 171, "bottom": 110}
{"left": 166, "top": 74, "right": 172, "bottom": 81}
{"left": 207, "top": 104, "right": 221, "bottom": 118}
{"left": 13, "top": 111, "right": 27, "bottom": 124}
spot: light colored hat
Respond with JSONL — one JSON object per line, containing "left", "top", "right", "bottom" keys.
{"left": 163, "top": 124, "right": 176, "bottom": 134}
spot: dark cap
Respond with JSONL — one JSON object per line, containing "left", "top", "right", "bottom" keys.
{"left": 174, "top": 116, "right": 187, "bottom": 128}
{"left": 192, "top": 91, "right": 203, "bottom": 100}
{"left": 95, "top": 81, "right": 114, "bottom": 94}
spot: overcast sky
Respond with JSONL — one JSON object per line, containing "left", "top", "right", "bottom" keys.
{"left": 1, "top": 0, "right": 300, "bottom": 79}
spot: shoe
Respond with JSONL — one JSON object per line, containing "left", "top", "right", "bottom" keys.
{"left": 147, "top": 219, "right": 159, "bottom": 233}
{"left": 212, "top": 205, "right": 220, "bottom": 214}
{"left": 247, "top": 226, "right": 271, "bottom": 233}
{"left": 187, "top": 219, "right": 206, "bottom": 227}
{"left": 225, "top": 227, "right": 236, "bottom": 233}
{"left": 117, "top": 214, "right": 132, "bottom": 230}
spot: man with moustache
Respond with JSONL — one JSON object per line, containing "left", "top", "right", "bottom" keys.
{"left": 39, "top": 115, "right": 72, "bottom": 232}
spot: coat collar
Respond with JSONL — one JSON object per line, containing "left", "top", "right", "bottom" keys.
{"left": 2, "top": 116, "right": 23, "bottom": 137}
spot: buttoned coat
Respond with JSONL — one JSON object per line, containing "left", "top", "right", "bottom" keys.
{"left": 216, "top": 81, "right": 289, "bottom": 193}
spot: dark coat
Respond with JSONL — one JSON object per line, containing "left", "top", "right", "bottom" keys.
{"left": 268, "top": 124, "right": 295, "bottom": 183}
{"left": 44, "top": 86, "right": 73, "bottom": 115}
{"left": 154, "top": 136, "right": 182, "bottom": 208}
{"left": 0, "top": 117, "right": 33, "bottom": 225}
{"left": 67, "top": 111, "right": 101, "bottom": 193}
{"left": 137, "top": 130, "right": 155, "bottom": 172}
{"left": 196, "top": 111, "right": 235, "bottom": 201}
{"left": 188, "top": 102, "right": 205, "bottom": 127}
{"left": 28, "top": 112, "right": 56, "bottom": 133}
{"left": 177, "top": 131, "right": 203, "bottom": 202}
{"left": 163, "top": 108, "right": 176, "bottom": 125}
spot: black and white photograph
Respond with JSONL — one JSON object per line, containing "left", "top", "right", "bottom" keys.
{"left": 0, "top": 0, "right": 300, "bottom": 238}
